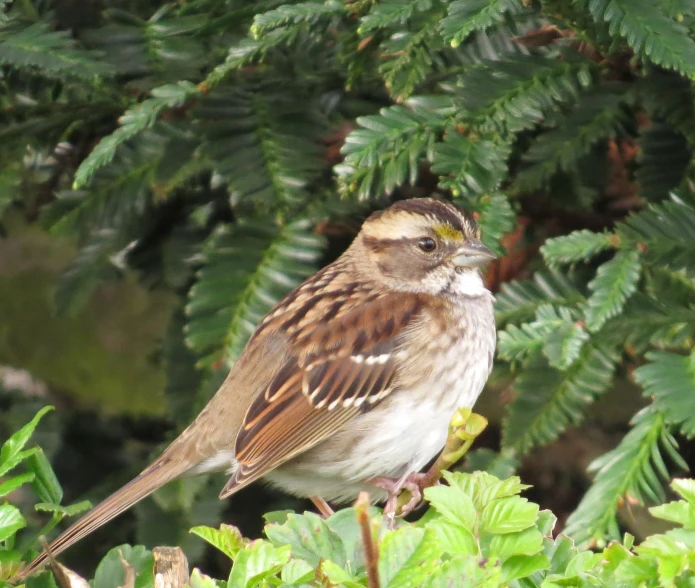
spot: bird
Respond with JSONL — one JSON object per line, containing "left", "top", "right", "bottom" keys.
{"left": 16, "top": 197, "right": 496, "bottom": 581}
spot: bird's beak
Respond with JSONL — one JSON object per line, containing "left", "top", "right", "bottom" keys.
{"left": 451, "top": 239, "right": 497, "bottom": 267}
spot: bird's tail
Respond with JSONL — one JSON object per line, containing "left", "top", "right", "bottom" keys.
{"left": 13, "top": 457, "right": 190, "bottom": 582}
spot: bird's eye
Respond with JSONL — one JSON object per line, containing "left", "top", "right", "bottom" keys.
{"left": 417, "top": 237, "right": 437, "bottom": 253}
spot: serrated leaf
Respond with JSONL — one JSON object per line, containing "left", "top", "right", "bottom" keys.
{"left": 501, "top": 553, "right": 550, "bottom": 583}
{"left": 34, "top": 501, "right": 91, "bottom": 517}
{"left": 0, "top": 406, "right": 53, "bottom": 473}
{"left": 265, "top": 512, "right": 346, "bottom": 568}
{"left": 428, "top": 519, "right": 478, "bottom": 555}
{"left": 481, "top": 496, "right": 538, "bottom": 534}
{"left": 281, "top": 559, "right": 315, "bottom": 584}
{"left": 423, "top": 555, "right": 502, "bottom": 587}
{"left": 319, "top": 560, "right": 363, "bottom": 588}
{"left": 187, "top": 569, "right": 218, "bottom": 588}
{"left": 228, "top": 541, "right": 291, "bottom": 588}
{"left": 0, "top": 473, "right": 34, "bottom": 499}
{"left": 190, "top": 524, "right": 247, "bottom": 560}
{"left": 0, "top": 504, "right": 26, "bottom": 543}
{"left": 423, "top": 484, "right": 477, "bottom": 531}
{"left": 378, "top": 526, "right": 440, "bottom": 588}
{"left": 92, "top": 545, "right": 153, "bottom": 588}
{"left": 649, "top": 500, "right": 695, "bottom": 529}
{"left": 671, "top": 478, "right": 695, "bottom": 506}
{"left": 490, "top": 527, "right": 544, "bottom": 561}
{"left": 585, "top": 250, "right": 642, "bottom": 331}
{"left": 26, "top": 449, "right": 63, "bottom": 505}
{"left": 633, "top": 350, "right": 695, "bottom": 437}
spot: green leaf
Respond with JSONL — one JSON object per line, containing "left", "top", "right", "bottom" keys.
{"left": 584, "top": 250, "right": 642, "bottom": 332}
{"left": 26, "top": 449, "right": 63, "bottom": 505}
{"left": 423, "top": 555, "right": 502, "bottom": 587}
{"left": 440, "top": 0, "right": 523, "bottom": 47}
{"left": 480, "top": 496, "right": 538, "bottom": 534}
{"left": 191, "top": 524, "right": 247, "bottom": 560}
{"left": 633, "top": 350, "right": 695, "bottom": 437}
{"left": 378, "top": 526, "right": 440, "bottom": 588}
{"left": 92, "top": 545, "right": 154, "bottom": 588}
{"left": 0, "top": 504, "right": 26, "bottom": 543}
{"left": 73, "top": 82, "right": 201, "bottom": 189}
{"left": 585, "top": 0, "right": 695, "bottom": 77}
{"left": 423, "top": 484, "right": 477, "bottom": 531}
{"left": 489, "top": 527, "right": 545, "bottom": 561}
{"left": 319, "top": 560, "right": 364, "bottom": 588}
{"left": 264, "top": 512, "right": 346, "bottom": 568}
{"left": 0, "top": 473, "right": 34, "bottom": 499}
{"left": 564, "top": 407, "right": 683, "bottom": 546}
{"left": 281, "top": 559, "right": 314, "bottom": 584}
{"left": 649, "top": 500, "right": 695, "bottom": 529}
{"left": 34, "top": 501, "right": 91, "bottom": 517}
{"left": 476, "top": 193, "right": 516, "bottom": 256}
{"left": 500, "top": 553, "right": 550, "bottom": 583}
{"left": 228, "top": 541, "right": 290, "bottom": 588}
{"left": 672, "top": 478, "right": 695, "bottom": 506}
{"left": 187, "top": 569, "right": 219, "bottom": 588}
{"left": 432, "top": 133, "right": 510, "bottom": 198}
{"left": 541, "top": 230, "right": 614, "bottom": 267}
{"left": 502, "top": 346, "right": 618, "bottom": 453}
{"left": 360, "top": 0, "right": 434, "bottom": 33}
{"left": 186, "top": 219, "right": 325, "bottom": 367}
{"left": 252, "top": 1, "right": 344, "bottom": 36}
{"left": 0, "top": 406, "right": 53, "bottom": 477}
{"left": 428, "top": 519, "right": 478, "bottom": 555}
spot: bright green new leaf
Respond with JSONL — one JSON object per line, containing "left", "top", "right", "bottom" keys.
{"left": 424, "top": 484, "right": 477, "bottom": 531}
{"left": 228, "top": 541, "right": 291, "bottom": 588}
{"left": 190, "top": 524, "right": 247, "bottom": 560}
{"left": 480, "top": 496, "right": 538, "bottom": 534}
{"left": 378, "top": 526, "right": 440, "bottom": 588}
{"left": 500, "top": 553, "right": 550, "bottom": 583}
{"left": 0, "top": 504, "right": 26, "bottom": 543}
{"left": 428, "top": 519, "right": 478, "bottom": 556}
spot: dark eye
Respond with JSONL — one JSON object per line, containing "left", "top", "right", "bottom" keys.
{"left": 417, "top": 237, "right": 437, "bottom": 253}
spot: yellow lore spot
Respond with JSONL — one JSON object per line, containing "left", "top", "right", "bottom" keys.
{"left": 433, "top": 224, "right": 464, "bottom": 241}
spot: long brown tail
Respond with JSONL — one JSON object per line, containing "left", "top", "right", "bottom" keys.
{"left": 14, "top": 456, "right": 191, "bottom": 582}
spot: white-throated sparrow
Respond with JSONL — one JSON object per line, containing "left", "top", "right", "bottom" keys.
{"left": 17, "top": 197, "right": 496, "bottom": 580}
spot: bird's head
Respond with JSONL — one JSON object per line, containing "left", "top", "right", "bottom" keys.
{"left": 355, "top": 198, "right": 496, "bottom": 296}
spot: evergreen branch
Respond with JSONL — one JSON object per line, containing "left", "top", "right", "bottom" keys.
{"left": 251, "top": 1, "right": 344, "bottom": 37}
{"left": 185, "top": 220, "right": 325, "bottom": 367}
{"left": 583, "top": 0, "right": 695, "bottom": 77}
{"left": 0, "top": 22, "right": 114, "bottom": 81}
{"left": 514, "top": 86, "right": 630, "bottom": 192}
{"left": 564, "top": 407, "right": 685, "bottom": 547}
{"left": 455, "top": 54, "right": 595, "bottom": 134}
{"left": 73, "top": 82, "right": 201, "bottom": 190}
{"left": 440, "top": 0, "right": 523, "bottom": 47}
{"left": 634, "top": 351, "right": 695, "bottom": 438}
{"left": 584, "top": 249, "right": 642, "bottom": 332}
{"left": 359, "top": 0, "right": 435, "bottom": 33}
{"left": 475, "top": 193, "right": 516, "bottom": 255}
{"left": 495, "top": 271, "right": 584, "bottom": 325}
{"left": 636, "top": 122, "right": 691, "bottom": 202}
{"left": 431, "top": 132, "right": 511, "bottom": 198}
{"left": 540, "top": 230, "right": 614, "bottom": 267}
{"left": 617, "top": 198, "right": 695, "bottom": 274}
{"left": 339, "top": 100, "right": 451, "bottom": 199}
{"left": 502, "top": 345, "right": 618, "bottom": 454}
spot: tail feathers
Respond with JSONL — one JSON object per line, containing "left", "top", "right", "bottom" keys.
{"left": 14, "top": 458, "right": 189, "bottom": 582}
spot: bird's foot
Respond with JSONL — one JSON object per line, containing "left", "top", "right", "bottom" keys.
{"left": 370, "top": 408, "right": 488, "bottom": 523}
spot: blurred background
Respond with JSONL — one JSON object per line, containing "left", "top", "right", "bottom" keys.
{"left": 2, "top": 0, "right": 695, "bottom": 578}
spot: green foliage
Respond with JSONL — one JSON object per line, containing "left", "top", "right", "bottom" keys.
{"left": 3, "top": 0, "right": 695, "bottom": 564}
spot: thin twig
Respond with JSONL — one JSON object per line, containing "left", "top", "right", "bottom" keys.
{"left": 356, "top": 492, "right": 380, "bottom": 588}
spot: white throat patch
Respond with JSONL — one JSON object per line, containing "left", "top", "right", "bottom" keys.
{"left": 450, "top": 269, "right": 486, "bottom": 297}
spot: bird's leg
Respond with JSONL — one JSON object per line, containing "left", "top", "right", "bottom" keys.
{"left": 310, "top": 496, "right": 334, "bottom": 518}
{"left": 371, "top": 408, "right": 488, "bottom": 518}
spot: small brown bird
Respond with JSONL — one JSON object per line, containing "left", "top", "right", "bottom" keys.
{"left": 17, "top": 197, "right": 496, "bottom": 580}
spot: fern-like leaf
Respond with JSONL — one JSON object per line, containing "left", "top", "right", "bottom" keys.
{"left": 634, "top": 351, "right": 695, "bottom": 438}
{"left": 475, "top": 193, "right": 516, "bottom": 255}
{"left": 251, "top": 1, "right": 344, "bottom": 37}
{"left": 495, "top": 271, "right": 584, "bottom": 325}
{"left": 584, "top": 249, "right": 642, "bottom": 332}
{"left": 73, "top": 82, "right": 201, "bottom": 189}
{"left": 564, "top": 407, "right": 686, "bottom": 546}
{"left": 584, "top": 0, "right": 695, "bottom": 77}
{"left": 440, "top": 0, "right": 523, "bottom": 47}
{"left": 0, "top": 22, "right": 114, "bottom": 81}
{"left": 541, "top": 230, "right": 614, "bottom": 267}
{"left": 502, "top": 345, "right": 619, "bottom": 453}
{"left": 185, "top": 219, "right": 325, "bottom": 367}
{"left": 431, "top": 132, "right": 511, "bottom": 198}
{"left": 359, "top": 0, "right": 434, "bottom": 33}
{"left": 636, "top": 122, "right": 691, "bottom": 202}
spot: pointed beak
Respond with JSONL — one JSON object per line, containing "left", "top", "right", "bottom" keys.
{"left": 451, "top": 239, "right": 497, "bottom": 267}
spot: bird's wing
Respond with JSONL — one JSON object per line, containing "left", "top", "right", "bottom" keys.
{"left": 220, "top": 291, "right": 424, "bottom": 497}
